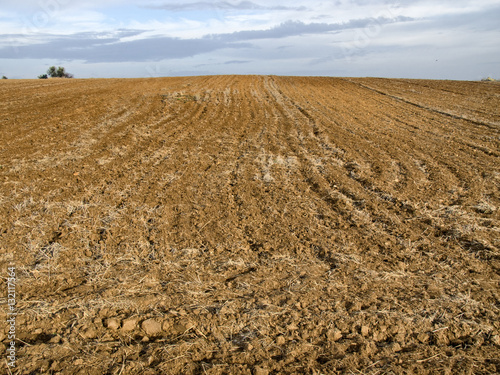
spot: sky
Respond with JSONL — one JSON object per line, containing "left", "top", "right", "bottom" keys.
{"left": 0, "top": 0, "right": 499, "bottom": 79}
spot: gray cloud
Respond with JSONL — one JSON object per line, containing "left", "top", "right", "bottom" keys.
{"left": 428, "top": 4, "right": 500, "bottom": 31}
{"left": 206, "top": 17, "right": 413, "bottom": 42}
{"left": 147, "top": 1, "right": 307, "bottom": 11}
{"left": 0, "top": 31, "right": 251, "bottom": 63}
{"left": 224, "top": 60, "right": 251, "bottom": 64}
{"left": 0, "top": 17, "right": 413, "bottom": 63}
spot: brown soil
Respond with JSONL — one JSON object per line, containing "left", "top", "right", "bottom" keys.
{"left": 0, "top": 76, "right": 499, "bottom": 374}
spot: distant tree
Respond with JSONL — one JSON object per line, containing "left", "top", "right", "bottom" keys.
{"left": 46, "top": 66, "right": 74, "bottom": 78}
{"left": 1, "top": 75, "right": 7, "bottom": 79}
{"left": 47, "top": 66, "right": 57, "bottom": 77}
{"left": 38, "top": 74, "right": 48, "bottom": 79}
{"left": 56, "top": 66, "right": 65, "bottom": 77}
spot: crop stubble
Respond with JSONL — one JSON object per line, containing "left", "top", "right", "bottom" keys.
{"left": 0, "top": 76, "right": 499, "bottom": 374}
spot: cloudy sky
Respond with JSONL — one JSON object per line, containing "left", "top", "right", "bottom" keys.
{"left": 0, "top": 0, "right": 499, "bottom": 79}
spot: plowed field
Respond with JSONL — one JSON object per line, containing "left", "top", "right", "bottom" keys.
{"left": 1, "top": 76, "right": 499, "bottom": 374}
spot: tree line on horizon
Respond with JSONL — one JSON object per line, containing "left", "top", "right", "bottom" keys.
{"left": 38, "top": 66, "right": 74, "bottom": 79}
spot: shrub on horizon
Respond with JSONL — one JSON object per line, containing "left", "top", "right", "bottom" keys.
{"left": 46, "top": 66, "right": 74, "bottom": 78}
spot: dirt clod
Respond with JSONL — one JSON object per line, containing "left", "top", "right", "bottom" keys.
{"left": 105, "top": 318, "right": 121, "bottom": 330}
{"left": 141, "top": 319, "right": 163, "bottom": 336}
{"left": 122, "top": 317, "right": 139, "bottom": 332}
{"left": 361, "top": 326, "right": 370, "bottom": 337}
{"left": 254, "top": 367, "right": 270, "bottom": 375}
